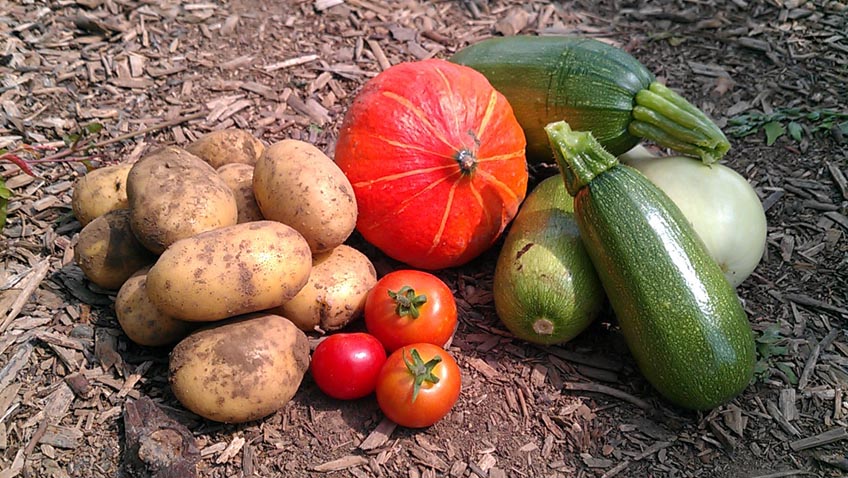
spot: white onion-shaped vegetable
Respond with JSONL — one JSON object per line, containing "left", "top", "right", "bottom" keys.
{"left": 620, "top": 146, "right": 767, "bottom": 287}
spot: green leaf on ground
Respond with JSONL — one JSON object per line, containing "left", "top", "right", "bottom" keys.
{"left": 787, "top": 121, "right": 803, "bottom": 142}
{"left": 764, "top": 121, "right": 785, "bottom": 146}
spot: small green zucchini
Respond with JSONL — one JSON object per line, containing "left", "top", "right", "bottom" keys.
{"left": 545, "top": 121, "right": 754, "bottom": 411}
{"left": 493, "top": 175, "right": 604, "bottom": 345}
{"left": 451, "top": 36, "right": 730, "bottom": 164}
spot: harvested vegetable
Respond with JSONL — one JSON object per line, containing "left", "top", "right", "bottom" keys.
{"left": 169, "top": 313, "right": 309, "bottom": 423}
{"left": 451, "top": 36, "right": 730, "bottom": 164}
{"left": 365, "top": 270, "right": 458, "bottom": 352}
{"left": 546, "top": 121, "right": 755, "bottom": 410}
{"left": 275, "top": 244, "right": 377, "bottom": 333}
{"left": 127, "top": 146, "right": 238, "bottom": 255}
{"left": 146, "top": 221, "right": 311, "bottom": 322}
{"left": 335, "top": 59, "right": 528, "bottom": 270}
{"left": 622, "top": 152, "right": 767, "bottom": 287}
{"left": 254, "top": 139, "right": 357, "bottom": 254}
{"left": 310, "top": 332, "right": 387, "bottom": 400}
{"left": 71, "top": 163, "right": 132, "bottom": 226}
{"left": 493, "top": 175, "right": 604, "bottom": 345}
{"left": 74, "top": 209, "right": 156, "bottom": 290}
{"left": 375, "top": 343, "right": 461, "bottom": 428}
{"left": 115, "top": 267, "right": 195, "bottom": 347}
{"left": 185, "top": 128, "right": 265, "bottom": 168}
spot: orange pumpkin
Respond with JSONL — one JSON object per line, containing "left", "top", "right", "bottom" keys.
{"left": 335, "top": 59, "right": 528, "bottom": 270}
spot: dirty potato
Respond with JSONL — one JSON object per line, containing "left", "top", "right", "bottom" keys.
{"left": 274, "top": 245, "right": 377, "bottom": 332}
{"left": 71, "top": 163, "right": 133, "bottom": 226}
{"left": 217, "top": 163, "right": 263, "bottom": 223}
{"left": 185, "top": 128, "right": 265, "bottom": 169}
{"left": 146, "top": 221, "right": 311, "bottom": 322}
{"left": 253, "top": 139, "right": 357, "bottom": 254}
{"left": 127, "top": 146, "right": 238, "bottom": 254}
{"left": 115, "top": 267, "right": 195, "bottom": 347}
{"left": 74, "top": 209, "right": 156, "bottom": 290}
{"left": 169, "top": 313, "right": 310, "bottom": 423}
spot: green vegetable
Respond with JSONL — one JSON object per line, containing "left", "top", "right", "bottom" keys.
{"left": 450, "top": 36, "right": 730, "bottom": 164}
{"left": 493, "top": 175, "right": 604, "bottom": 345}
{"left": 546, "top": 121, "right": 755, "bottom": 410}
{"left": 622, "top": 152, "right": 767, "bottom": 288}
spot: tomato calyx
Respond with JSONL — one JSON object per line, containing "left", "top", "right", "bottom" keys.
{"left": 388, "top": 286, "right": 427, "bottom": 319}
{"left": 403, "top": 348, "right": 442, "bottom": 402}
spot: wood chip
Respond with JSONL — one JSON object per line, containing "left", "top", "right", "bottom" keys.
{"left": 366, "top": 40, "right": 391, "bottom": 71}
{"left": 779, "top": 388, "right": 798, "bottom": 421}
{"left": 359, "top": 417, "right": 396, "bottom": 450}
{"left": 799, "top": 328, "right": 841, "bottom": 390}
{"left": 766, "top": 400, "right": 801, "bottom": 437}
{"left": 790, "top": 427, "right": 848, "bottom": 451}
{"left": 263, "top": 54, "right": 319, "bottom": 72}
{"left": 0, "top": 342, "right": 33, "bottom": 392}
{"left": 216, "top": 436, "right": 246, "bottom": 464}
{"left": 828, "top": 161, "right": 848, "bottom": 200}
{"left": 313, "top": 455, "right": 368, "bottom": 472}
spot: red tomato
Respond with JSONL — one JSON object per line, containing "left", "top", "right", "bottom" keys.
{"left": 365, "top": 270, "right": 458, "bottom": 352}
{"left": 310, "top": 333, "right": 387, "bottom": 400}
{"left": 335, "top": 59, "right": 528, "bottom": 270}
{"left": 376, "top": 343, "right": 461, "bottom": 428}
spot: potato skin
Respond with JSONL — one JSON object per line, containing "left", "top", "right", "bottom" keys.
{"left": 185, "top": 129, "right": 265, "bottom": 169}
{"left": 115, "top": 267, "right": 195, "bottom": 346}
{"left": 253, "top": 139, "right": 357, "bottom": 254}
{"left": 127, "top": 146, "right": 238, "bottom": 254}
{"left": 72, "top": 163, "right": 133, "bottom": 226}
{"left": 74, "top": 209, "right": 156, "bottom": 290}
{"left": 169, "top": 313, "right": 310, "bottom": 423}
{"left": 216, "top": 163, "right": 264, "bottom": 223}
{"left": 275, "top": 245, "right": 377, "bottom": 332}
{"left": 146, "top": 221, "right": 311, "bottom": 322}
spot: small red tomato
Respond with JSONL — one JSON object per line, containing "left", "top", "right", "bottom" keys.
{"left": 365, "top": 270, "right": 458, "bottom": 352}
{"left": 310, "top": 333, "right": 387, "bottom": 400}
{"left": 376, "top": 343, "right": 461, "bottom": 428}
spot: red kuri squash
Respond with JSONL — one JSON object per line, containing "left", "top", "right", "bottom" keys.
{"left": 335, "top": 59, "right": 528, "bottom": 270}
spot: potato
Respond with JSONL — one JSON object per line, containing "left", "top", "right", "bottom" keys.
{"left": 115, "top": 267, "right": 195, "bottom": 346}
{"left": 127, "top": 146, "right": 238, "bottom": 254}
{"left": 274, "top": 245, "right": 377, "bottom": 332}
{"left": 71, "top": 163, "right": 133, "bottom": 226}
{"left": 169, "top": 313, "right": 309, "bottom": 423}
{"left": 253, "top": 139, "right": 357, "bottom": 254}
{"left": 74, "top": 209, "right": 156, "bottom": 290}
{"left": 185, "top": 128, "right": 265, "bottom": 169}
{"left": 216, "top": 163, "right": 263, "bottom": 223}
{"left": 146, "top": 220, "right": 311, "bottom": 322}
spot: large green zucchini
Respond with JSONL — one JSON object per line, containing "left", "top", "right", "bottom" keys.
{"left": 545, "top": 121, "right": 754, "bottom": 410}
{"left": 451, "top": 36, "right": 730, "bottom": 164}
{"left": 493, "top": 175, "right": 603, "bottom": 345}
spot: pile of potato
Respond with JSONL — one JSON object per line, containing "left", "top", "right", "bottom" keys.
{"left": 72, "top": 129, "right": 378, "bottom": 423}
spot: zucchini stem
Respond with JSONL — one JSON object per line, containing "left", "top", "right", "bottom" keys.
{"left": 544, "top": 121, "right": 618, "bottom": 197}
{"left": 630, "top": 82, "right": 730, "bottom": 164}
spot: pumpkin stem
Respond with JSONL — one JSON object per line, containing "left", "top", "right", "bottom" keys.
{"left": 455, "top": 149, "right": 477, "bottom": 174}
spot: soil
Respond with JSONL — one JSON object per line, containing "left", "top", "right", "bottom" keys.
{"left": 1, "top": 1, "right": 847, "bottom": 478}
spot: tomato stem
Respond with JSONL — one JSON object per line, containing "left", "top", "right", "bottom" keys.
{"left": 403, "top": 348, "right": 442, "bottom": 402}
{"left": 388, "top": 286, "right": 427, "bottom": 319}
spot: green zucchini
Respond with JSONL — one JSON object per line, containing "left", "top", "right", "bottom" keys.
{"left": 545, "top": 121, "right": 754, "bottom": 410}
{"left": 493, "top": 175, "right": 604, "bottom": 345}
{"left": 451, "top": 36, "right": 730, "bottom": 164}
